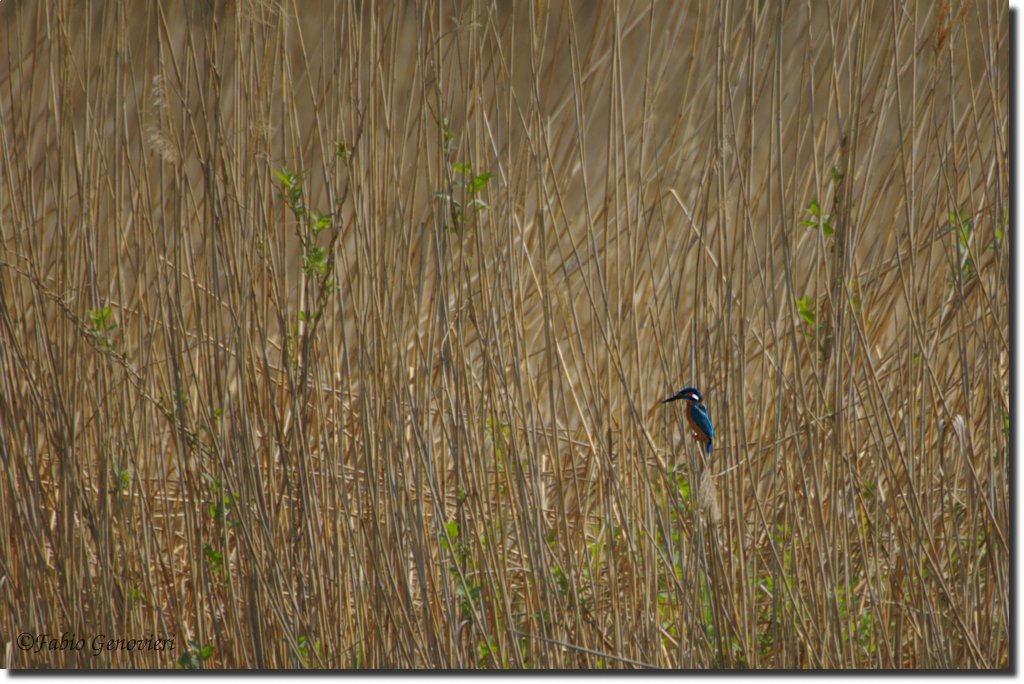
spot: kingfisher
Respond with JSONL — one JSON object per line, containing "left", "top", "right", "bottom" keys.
{"left": 662, "top": 386, "right": 714, "bottom": 457}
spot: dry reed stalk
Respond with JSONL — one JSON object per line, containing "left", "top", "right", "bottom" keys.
{"left": 0, "top": 0, "right": 1008, "bottom": 669}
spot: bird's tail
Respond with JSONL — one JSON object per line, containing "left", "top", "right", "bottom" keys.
{"left": 706, "top": 440, "right": 713, "bottom": 457}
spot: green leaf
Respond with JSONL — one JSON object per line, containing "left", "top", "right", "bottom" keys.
{"left": 87, "top": 305, "right": 116, "bottom": 332}
{"left": 801, "top": 197, "right": 834, "bottom": 238}
{"left": 797, "top": 296, "right": 816, "bottom": 326}
{"left": 311, "top": 211, "right": 333, "bottom": 235}
{"left": 203, "top": 543, "right": 223, "bottom": 565}
{"left": 470, "top": 172, "right": 493, "bottom": 192}
{"left": 304, "top": 245, "right": 327, "bottom": 275}
{"left": 176, "top": 641, "right": 214, "bottom": 669}
{"left": 334, "top": 140, "right": 352, "bottom": 163}
{"left": 274, "top": 169, "right": 294, "bottom": 187}
{"left": 477, "top": 638, "right": 496, "bottom": 661}
{"left": 677, "top": 477, "right": 690, "bottom": 504}
{"left": 950, "top": 209, "right": 973, "bottom": 248}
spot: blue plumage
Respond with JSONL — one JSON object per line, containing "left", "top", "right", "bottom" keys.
{"left": 687, "top": 401, "right": 714, "bottom": 456}
{"left": 662, "top": 386, "right": 714, "bottom": 457}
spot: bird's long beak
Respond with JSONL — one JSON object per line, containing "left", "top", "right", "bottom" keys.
{"left": 662, "top": 392, "right": 684, "bottom": 404}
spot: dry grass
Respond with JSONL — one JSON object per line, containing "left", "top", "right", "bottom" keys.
{"left": 0, "top": 0, "right": 1009, "bottom": 669}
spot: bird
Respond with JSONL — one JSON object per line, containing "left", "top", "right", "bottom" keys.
{"left": 662, "top": 386, "right": 714, "bottom": 457}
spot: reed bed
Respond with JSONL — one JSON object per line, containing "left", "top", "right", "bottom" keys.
{"left": 0, "top": 0, "right": 1009, "bottom": 669}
